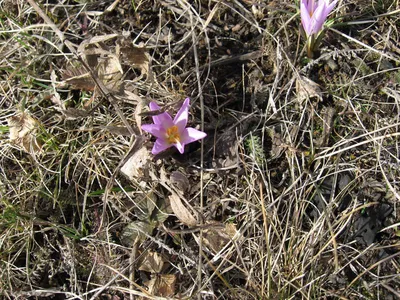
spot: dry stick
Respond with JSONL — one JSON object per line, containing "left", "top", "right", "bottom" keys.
{"left": 99, "top": 135, "right": 144, "bottom": 230}
{"left": 27, "top": 0, "right": 136, "bottom": 136}
{"left": 316, "top": 132, "right": 400, "bottom": 160}
{"left": 26, "top": 0, "right": 65, "bottom": 43}
{"left": 330, "top": 28, "right": 400, "bottom": 65}
{"left": 347, "top": 251, "right": 400, "bottom": 290}
{"left": 129, "top": 237, "right": 139, "bottom": 300}
{"left": 377, "top": 143, "right": 400, "bottom": 201}
{"left": 89, "top": 263, "right": 150, "bottom": 300}
{"left": 380, "top": 283, "right": 400, "bottom": 298}
{"left": 259, "top": 181, "right": 270, "bottom": 299}
{"left": 189, "top": 11, "right": 206, "bottom": 298}
{"left": 27, "top": 0, "right": 142, "bottom": 233}
{"left": 65, "top": 40, "right": 137, "bottom": 136}
{"left": 178, "top": 50, "right": 263, "bottom": 80}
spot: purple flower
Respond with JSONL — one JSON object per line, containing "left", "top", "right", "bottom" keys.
{"left": 141, "top": 98, "right": 207, "bottom": 155}
{"left": 301, "top": 0, "right": 337, "bottom": 37}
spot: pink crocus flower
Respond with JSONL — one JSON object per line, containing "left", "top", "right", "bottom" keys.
{"left": 141, "top": 98, "right": 207, "bottom": 155}
{"left": 300, "top": 0, "right": 337, "bottom": 37}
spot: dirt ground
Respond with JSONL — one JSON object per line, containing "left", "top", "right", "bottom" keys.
{"left": 1, "top": 0, "right": 400, "bottom": 299}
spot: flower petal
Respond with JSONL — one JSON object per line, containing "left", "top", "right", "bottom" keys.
{"left": 152, "top": 138, "right": 172, "bottom": 155}
{"left": 152, "top": 112, "right": 174, "bottom": 128}
{"left": 141, "top": 124, "right": 166, "bottom": 139}
{"left": 325, "top": 0, "right": 338, "bottom": 15}
{"left": 149, "top": 101, "right": 161, "bottom": 111}
{"left": 301, "top": 1, "right": 312, "bottom": 36}
{"left": 173, "top": 140, "right": 185, "bottom": 154}
{"left": 310, "top": 2, "right": 327, "bottom": 34}
{"left": 148, "top": 102, "right": 174, "bottom": 127}
{"left": 181, "top": 127, "right": 207, "bottom": 144}
{"left": 304, "top": 0, "right": 312, "bottom": 14}
{"left": 173, "top": 98, "right": 190, "bottom": 131}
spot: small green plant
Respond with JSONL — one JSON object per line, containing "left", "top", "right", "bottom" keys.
{"left": 245, "top": 134, "right": 265, "bottom": 166}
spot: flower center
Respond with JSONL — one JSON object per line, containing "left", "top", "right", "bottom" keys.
{"left": 166, "top": 125, "right": 181, "bottom": 144}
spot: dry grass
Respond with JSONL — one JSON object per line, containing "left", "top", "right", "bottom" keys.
{"left": 1, "top": 0, "right": 400, "bottom": 299}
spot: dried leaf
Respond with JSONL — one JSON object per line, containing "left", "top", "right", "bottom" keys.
{"left": 144, "top": 274, "right": 176, "bottom": 297}
{"left": 132, "top": 189, "right": 170, "bottom": 224}
{"left": 314, "top": 107, "right": 335, "bottom": 147}
{"left": 68, "top": 38, "right": 124, "bottom": 92}
{"left": 50, "top": 70, "right": 65, "bottom": 109}
{"left": 97, "top": 53, "right": 123, "bottom": 89}
{"left": 134, "top": 191, "right": 157, "bottom": 221}
{"left": 121, "top": 146, "right": 152, "bottom": 179}
{"left": 210, "top": 128, "right": 239, "bottom": 169}
{"left": 60, "top": 108, "right": 90, "bottom": 120}
{"left": 124, "top": 90, "right": 143, "bottom": 132}
{"left": 168, "top": 193, "right": 197, "bottom": 226}
{"left": 138, "top": 251, "right": 165, "bottom": 273}
{"left": 267, "top": 128, "right": 285, "bottom": 159}
{"left": 100, "top": 126, "right": 132, "bottom": 136}
{"left": 296, "top": 75, "right": 323, "bottom": 104}
{"left": 203, "top": 223, "right": 237, "bottom": 254}
{"left": 152, "top": 198, "right": 170, "bottom": 224}
{"left": 170, "top": 171, "right": 190, "bottom": 193}
{"left": 81, "top": 34, "right": 119, "bottom": 47}
{"left": 8, "top": 112, "right": 42, "bottom": 154}
{"left": 119, "top": 44, "right": 149, "bottom": 75}
{"left": 62, "top": 67, "right": 95, "bottom": 91}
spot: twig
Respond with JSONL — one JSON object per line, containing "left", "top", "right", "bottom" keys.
{"left": 26, "top": 0, "right": 65, "bottom": 43}
{"left": 27, "top": 0, "right": 137, "bottom": 137}
{"left": 27, "top": 0, "right": 143, "bottom": 235}
{"left": 380, "top": 283, "right": 400, "bottom": 298}
{"left": 129, "top": 237, "right": 139, "bottom": 300}
{"left": 178, "top": 50, "right": 263, "bottom": 80}
{"left": 64, "top": 40, "right": 137, "bottom": 136}
{"left": 188, "top": 10, "right": 206, "bottom": 299}
{"left": 330, "top": 28, "right": 400, "bottom": 64}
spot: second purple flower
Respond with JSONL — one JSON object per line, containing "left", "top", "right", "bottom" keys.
{"left": 300, "top": 0, "right": 338, "bottom": 58}
{"left": 301, "top": 0, "right": 337, "bottom": 37}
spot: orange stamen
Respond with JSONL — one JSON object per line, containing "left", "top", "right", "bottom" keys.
{"left": 166, "top": 125, "right": 180, "bottom": 144}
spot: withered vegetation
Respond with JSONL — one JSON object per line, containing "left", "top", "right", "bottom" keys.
{"left": 1, "top": 0, "right": 400, "bottom": 299}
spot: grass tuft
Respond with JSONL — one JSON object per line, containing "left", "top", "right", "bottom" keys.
{"left": 1, "top": 0, "right": 400, "bottom": 299}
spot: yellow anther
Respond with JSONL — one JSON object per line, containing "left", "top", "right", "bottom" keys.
{"left": 166, "top": 125, "right": 180, "bottom": 144}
